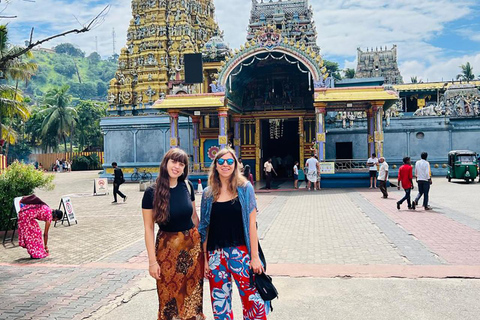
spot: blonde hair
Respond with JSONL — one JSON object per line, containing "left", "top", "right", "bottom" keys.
{"left": 208, "top": 147, "right": 247, "bottom": 202}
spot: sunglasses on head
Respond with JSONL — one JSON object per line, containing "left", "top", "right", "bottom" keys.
{"left": 217, "top": 158, "right": 235, "bottom": 165}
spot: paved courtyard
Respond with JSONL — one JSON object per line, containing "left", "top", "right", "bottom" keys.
{"left": 1, "top": 171, "right": 480, "bottom": 319}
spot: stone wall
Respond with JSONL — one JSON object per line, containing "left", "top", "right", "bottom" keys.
{"left": 101, "top": 115, "right": 193, "bottom": 169}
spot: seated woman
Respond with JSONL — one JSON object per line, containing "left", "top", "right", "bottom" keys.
{"left": 18, "top": 195, "right": 63, "bottom": 259}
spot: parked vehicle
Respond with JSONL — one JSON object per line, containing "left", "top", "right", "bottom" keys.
{"left": 446, "top": 150, "right": 478, "bottom": 183}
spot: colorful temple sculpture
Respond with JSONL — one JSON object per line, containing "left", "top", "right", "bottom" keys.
{"left": 101, "top": 0, "right": 480, "bottom": 184}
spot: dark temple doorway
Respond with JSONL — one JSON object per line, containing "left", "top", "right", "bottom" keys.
{"left": 261, "top": 118, "right": 299, "bottom": 179}
{"left": 336, "top": 142, "right": 353, "bottom": 159}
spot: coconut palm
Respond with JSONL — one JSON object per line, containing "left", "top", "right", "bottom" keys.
{"left": 457, "top": 62, "right": 475, "bottom": 82}
{"left": 0, "top": 25, "right": 36, "bottom": 151}
{"left": 40, "top": 85, "right": 77, "bottom": 157}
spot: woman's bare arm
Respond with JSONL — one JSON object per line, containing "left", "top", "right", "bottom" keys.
{"left": 142, "top": 209, "right": 161, "bottom": 280}
{"left": 249, "top": 208, "right": 264, "bottom": 274}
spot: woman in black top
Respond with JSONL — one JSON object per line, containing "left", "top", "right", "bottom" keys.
{"left": 199, "top": 148, "right": 266, "bottom": 319}
{"left": 141, "top": 148, "right": 204, "bottom": 320}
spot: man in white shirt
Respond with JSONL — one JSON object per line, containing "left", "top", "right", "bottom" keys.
{"left": 305, "top": 154, "right": 319, "bottom": 191}
{"left": 264, "top": 158, "right": 276, "bottom": 190}
{"left": 367, "top": 153, "right": 378, "bottom": 189}
{"left": 378, "top": 157, "right": 389, "bottom": 198}
{"left": 414, "top": 152, "right": 432, "bottom": 210}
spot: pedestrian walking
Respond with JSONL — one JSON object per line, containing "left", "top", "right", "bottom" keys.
{"left": 378, "top": 157, "right": 389, "bottom": 198}
{"left": 293, "top": 161, "right": 299, "bottom": 189}
{"left": 112, "top": 162, "right": 127, "bottom": 203}
{"left": 17, "top": 195, "right": 63, "bottom": 259}
{"left": 199, "top": 147, "right": 267, "bottom": 319}
{"left": 263, "top": 158, "right": 276, "bottom": 189}
{"left": 367, "top": 153, "right": 378, "bottom": 188}
{"left": 397, "top": 157, "right": 416, "bottom": 210}
{"left": 305, "top": 153, "right": 319, "bottom": 191}
{"left": 141, "top": 148, "right": 204, "bottom": 320}
{"left": 415, "top": 152, "right": 433, "bottom": 210}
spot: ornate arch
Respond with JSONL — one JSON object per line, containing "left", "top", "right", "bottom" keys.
{"left": 216, "top": 32, "right": 328, "bottom": 91}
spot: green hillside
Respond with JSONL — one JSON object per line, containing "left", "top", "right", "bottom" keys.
{"left": 18, "top": 47, "right": 117, "bottom": 103}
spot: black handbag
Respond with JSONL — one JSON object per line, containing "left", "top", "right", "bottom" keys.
{"left": 250, "top": 242, "right": 278, "bottom": 302}
{"left": 250, "top": 272, "right": 278, "bottom": 301}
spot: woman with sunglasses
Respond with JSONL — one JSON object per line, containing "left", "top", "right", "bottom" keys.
{"left": 199, "top": 147, "right": 267, "bottom": 319}
{"left": 141, "top": 148, "right": 204, "bottom": 320}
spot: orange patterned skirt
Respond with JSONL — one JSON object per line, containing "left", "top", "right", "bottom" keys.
{"left": 155, "top": 227, "right": 205, "bottom": 320}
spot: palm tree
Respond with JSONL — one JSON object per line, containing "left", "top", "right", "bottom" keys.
{"left": 40, "top": 85, "right": 77, "bottom": 158}
{"left": 0, "top": 25, "right": 36, "bottom": 153}
{"left": 457, "top": 62, "right": 475, "bottom": 82}
{"left": 344, "top": 68, "right": 355, "bottom": 79}
{"left": 410, "top": 76, "right": 418, "bottom": 83}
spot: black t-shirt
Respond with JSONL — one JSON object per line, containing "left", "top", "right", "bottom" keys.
{"left": 207, "top": 197, "right": 245, "bottom": 251}
{"left": 141, "top": 180, "right": 195, "bottom": 232}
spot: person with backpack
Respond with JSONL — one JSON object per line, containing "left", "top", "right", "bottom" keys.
{"left": 141, "top": 148, "right": 204, "bottom": 320}
{"left": 112, "top": 162, "right": 127, "bottom": 203}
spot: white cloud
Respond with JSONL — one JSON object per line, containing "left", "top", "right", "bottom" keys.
{"left": 401, "top": 54, "right": 480, "bottom": 83}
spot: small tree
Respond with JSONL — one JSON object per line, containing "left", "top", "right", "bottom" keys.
{"left": 0, "top": 161, "right": 54, "bottom": 230}
{"left": 343, "top": 68, "right": 355, "bottom": 79}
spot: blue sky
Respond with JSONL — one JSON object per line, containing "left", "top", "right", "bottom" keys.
{"left": 3, "top": 0, "right": 480, "bottom": 82}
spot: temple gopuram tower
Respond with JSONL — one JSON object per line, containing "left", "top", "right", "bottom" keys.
{"left": 248, "top": 0, "right": 319, "bottom": 52}
{"left": 355, "top": 45, "right": 403, "bottom": 84}
{"left": 107, "top": 0, "right": 219, "bottom": 115}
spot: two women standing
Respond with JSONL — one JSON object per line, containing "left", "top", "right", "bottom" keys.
{"left": 142, "top": 147, "right": 267, "bottom": 320}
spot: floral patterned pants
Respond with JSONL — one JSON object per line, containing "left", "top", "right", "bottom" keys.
{"left": 207, "top": 245, "right": 267, "bottom": 320}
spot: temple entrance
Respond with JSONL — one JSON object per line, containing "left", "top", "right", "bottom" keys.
{"left": 261, "top": 118, "right": 299, "bottom": 178}
{"left": 336, "top": 142, "right": 353, "bottom": 159}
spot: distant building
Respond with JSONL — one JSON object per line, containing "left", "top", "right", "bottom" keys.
{"left": 356, "top": 45, "right": 403, "bottom": 84}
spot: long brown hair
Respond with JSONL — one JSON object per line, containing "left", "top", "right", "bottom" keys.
{"left": 208, "top": 147, "right": 247, "bottom": 202}
{"left": 153, "top": 148, "right": 189, "bottom": 224}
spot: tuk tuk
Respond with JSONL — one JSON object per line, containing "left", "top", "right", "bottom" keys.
{"left": 446, "top": 150, "right": 478, "bottom": 183}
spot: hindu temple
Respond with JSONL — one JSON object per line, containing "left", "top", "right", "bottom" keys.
{"left": 101, "top": 0, "right": 480, "bottom": 186}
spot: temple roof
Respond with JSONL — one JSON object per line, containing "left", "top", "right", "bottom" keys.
{"left": 153, "top": 93, "right": 225, "bottom": 110}
{"left": 393, "top": 80, "right": 480, "bottom": 92}
{"left": 314, "top": 86, "right": 398, "bottom": 103}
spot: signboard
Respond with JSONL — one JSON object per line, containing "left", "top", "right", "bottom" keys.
{"left": 94, "top": 178, "right": 108, "bottom": 196}
{"left": 319, "top": 162, "right": 335, "bottom": 174}
{"left": 55, "top": 196, "right": 78, "bottom": 227}
{"left": 62, "top": 197, "right": 77, "bottom": 224}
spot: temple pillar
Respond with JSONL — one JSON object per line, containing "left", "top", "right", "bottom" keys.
{"left": 372, "top": 101, "right": 385, "bottom": 157}
{"left": 191, "top": 115, "right": 201, "bottom": 171}
{"left": 367, "top": 107, "right": 375, "bottom": 156}
{"left": 255, "top": 118, "right": 261, "bottom": 181}
{"left": 299, "top": 116, "right": 304, "bottom": 168}
{"left": 314, "top": 102, "right": 327, "bottom": 161}
{"left": 233, "top": 115, "right": 241, "bottom": 156}
{"left": 168, "top": 109, "right": 179, "bottom": 148}
{"left": 218, "top": 107, "right": 228, "bottom": 149}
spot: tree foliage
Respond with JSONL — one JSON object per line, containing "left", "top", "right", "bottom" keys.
{"left": 324, "top": 60, "right": 342, "bottom": 81}
{"left": 343, "top": 68, "right": 355, "bottom": 79}
{"left": 74, "top": 100, "right": 107, "bottom": 151}
{"left": 0, "top": 161, "right": 54, "bottom": 231}
{"left": 457, "top": 62, "right": 475, "bottom": 82}
{"left": 54, "top": 43, "right": 85, "bottom": 57}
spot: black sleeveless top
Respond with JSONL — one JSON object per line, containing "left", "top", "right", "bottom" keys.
{"left": 207, "top": 197, "right": 245, "bottom": 251}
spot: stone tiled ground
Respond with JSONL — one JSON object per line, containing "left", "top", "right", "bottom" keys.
{"left": 1, "top": 173, "right": 480, "bottom": 319}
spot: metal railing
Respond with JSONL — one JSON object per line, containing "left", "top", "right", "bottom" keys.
{"left": 189, "top": 162, "right": 213, "bottom": 174}
{"left": 325, "top": 159, "right": 369, "bottom": 173}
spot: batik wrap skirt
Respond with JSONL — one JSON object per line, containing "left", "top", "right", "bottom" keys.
{"left": 155, "top": 227, "right": 205, "bottom": 320}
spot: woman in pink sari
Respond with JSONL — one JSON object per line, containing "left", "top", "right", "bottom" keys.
{"left": 17, "top": 195, "right": 63, "bottom": 259}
